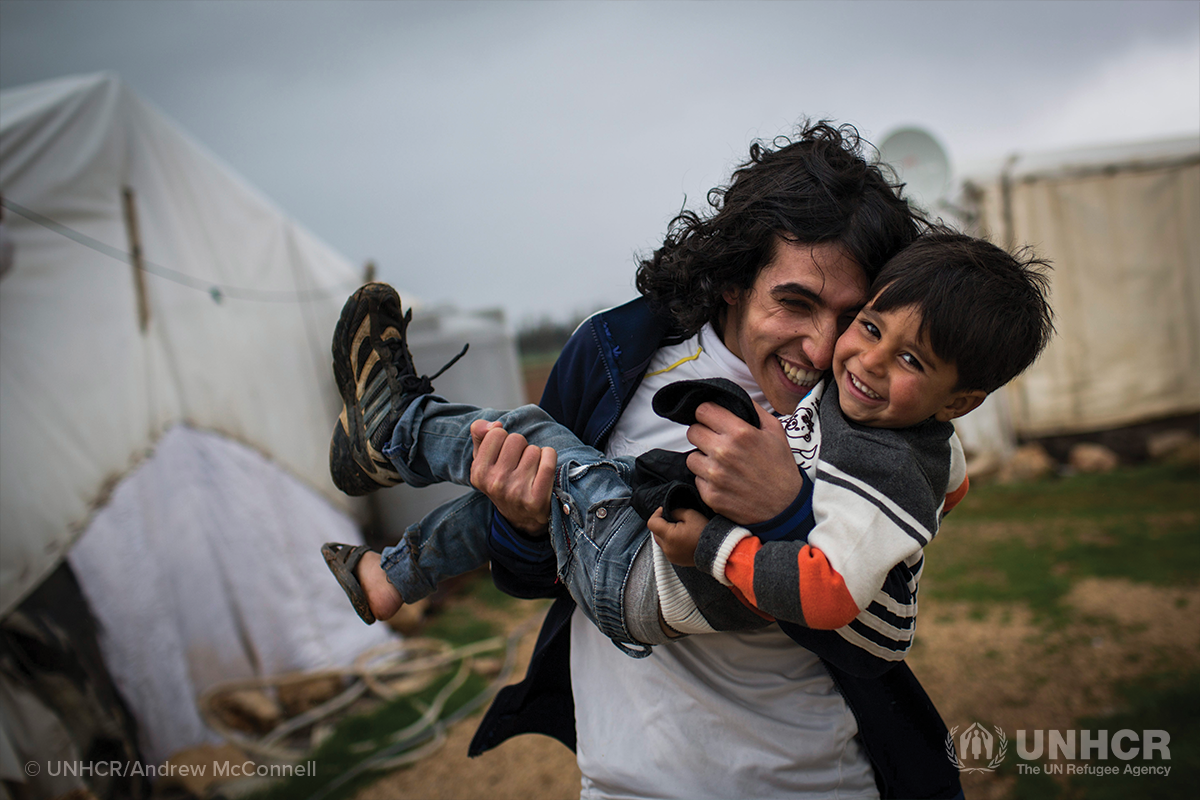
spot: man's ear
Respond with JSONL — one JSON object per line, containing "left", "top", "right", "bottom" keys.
{"left": 722, "top": 287, "right": 741, "bottom": 306}
{"left": 935, "top": 390, "right": 987, "bottom": 422}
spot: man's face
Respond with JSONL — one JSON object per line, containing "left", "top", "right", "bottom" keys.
{"left": 721, "top": 238, "right": 869, "bottom": 414}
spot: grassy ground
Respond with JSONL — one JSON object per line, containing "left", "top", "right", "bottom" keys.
{"left": 243, "top": 671, "right": 492, "bottom": 800}
{"left": 909, "top": 461, "right": 1200, "bottom": 798}
{"left": 926, "top": 463, "right": 1200, "bottom": 613}
{"left": 238, "top": 461, "right": 1198, "bottom": 800}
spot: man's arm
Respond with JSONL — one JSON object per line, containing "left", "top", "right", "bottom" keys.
{"left": 469, "top": 419, "right": 555, "bottom": 535}
{"left": 487, "top": 511, "right": 562, "bottom": 599}
{"left": 479, "top": 312, "right": 611, "bottom": 598}
{"left": 468, "top": 419, "right": 563, "bottom": 598}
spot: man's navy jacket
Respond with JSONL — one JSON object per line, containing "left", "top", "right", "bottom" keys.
{"left": 467, "top": 296, "right": 963, "bottom": 800}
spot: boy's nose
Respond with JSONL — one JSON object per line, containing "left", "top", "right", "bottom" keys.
{"left": 859, "top": 345, "right": 886, "bottom": 375}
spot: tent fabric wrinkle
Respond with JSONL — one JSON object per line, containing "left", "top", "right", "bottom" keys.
{"left": 0, "top": 73, "right": 362, "bottom": 616}
{"left": 67, "top": 425, "right": 395, "bottom": 765}
{"left": 1, "top": 72, "right": 527, "bottom": 766}
{"left": 0, "top": 73, "right": 430, "bottom": 765}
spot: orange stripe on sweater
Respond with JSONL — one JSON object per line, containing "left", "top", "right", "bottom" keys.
{"left": 724, "top": 536, "right": 764, "bottom": 607}
{"left": 943, "top": 474, "right": 970, "bottom": 514}
{"left": 724, "top": 537, "right": 858, "bottom": 629}
{"left": 797, "top": 545, "right": 860, "bottom": 629}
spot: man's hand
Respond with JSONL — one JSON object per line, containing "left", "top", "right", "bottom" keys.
{"left": 469, "top": 419, "right": 556, "bottom": 536}
{"left": 684, "top": 401, "right": 802, "bottom": 526}
{"left": 648, "top": 507, "right": 709, "bottom": 567}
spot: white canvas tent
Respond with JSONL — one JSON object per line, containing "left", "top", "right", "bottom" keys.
{"left": 0, "top": 73, "right": 411, "bottom": 769}
{"left": 959, "top": 135, "right": 1200, "bottom": 439}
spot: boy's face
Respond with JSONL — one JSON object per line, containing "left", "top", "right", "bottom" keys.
{"left": 721, "top": 239, "right": 868, "bottom": 415}
{"left": 833, "top": 303, "right": 985, "bottom": 428}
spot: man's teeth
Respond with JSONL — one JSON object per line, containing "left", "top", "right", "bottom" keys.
{"left": 778, "top": 357, "right": 820, "bottom": 388}
{"left": 850, "top": 373, "right": 882, "bottom": 400}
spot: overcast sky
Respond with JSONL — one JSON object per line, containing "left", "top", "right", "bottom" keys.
{"left": 2, "top": 0, "right": 1198, "bottom": 326}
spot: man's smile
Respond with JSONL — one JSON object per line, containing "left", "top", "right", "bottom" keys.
{"left": 777, "top": 356, "right": 821, "bottom": 390}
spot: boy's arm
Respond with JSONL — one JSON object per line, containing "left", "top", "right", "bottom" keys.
{"left": 691, "top": 510, "right": 928, "bottom": 678}
{"left": 689, "top": 438, "right": 963, "bottom": 672}
{"left": 688, "top": 468, "right": 869, "bottom": 632}
{"left": 694, "top": 452, "right": 945, "bottom": 629}
{"left": 942, "top": 433, "right": 970, "bottom": 515}
{"left": 677, "top": 505, "right": 924, "bottom": 677}
{"left": 686, "top": 426, "right": 966, "bottom": 624}
{"left": 679, "top": 468, "right": 859, "bottom": 630}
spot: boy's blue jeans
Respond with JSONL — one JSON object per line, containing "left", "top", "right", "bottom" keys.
{"left": 378, "top": 395, "right": 650, "bottom": 647}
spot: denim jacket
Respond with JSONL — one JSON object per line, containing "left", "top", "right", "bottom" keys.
{"left": 468, "top": 297, "right": 962, "bottom": 800}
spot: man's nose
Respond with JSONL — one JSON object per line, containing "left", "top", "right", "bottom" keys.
{"left": 803, "top": 315, "right": 840, "bottom": 371}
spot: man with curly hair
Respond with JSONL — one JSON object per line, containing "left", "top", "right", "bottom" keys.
{"left": 331, "top": 122, "right": 966, "bottom": 799}
{"left": 468, "top": 123, "right": 960, "bottom": 799}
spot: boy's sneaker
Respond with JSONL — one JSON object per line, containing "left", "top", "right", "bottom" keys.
{"left": 329, "top": 283, "right": 466, "bottom": 496}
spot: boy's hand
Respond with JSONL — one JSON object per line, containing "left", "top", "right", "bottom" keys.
{"left": 685, "top": 401, "right": 802, "bottom": 526}
{"left": 469, "top": 419, "right": 555, "bottom": 536}
{"left": 648, "top": 507, "right": 709, "bottom": 567}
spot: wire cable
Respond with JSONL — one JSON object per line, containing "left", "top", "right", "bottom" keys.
{"left": 1, "top": 197, "right": 360, "bottom": 303}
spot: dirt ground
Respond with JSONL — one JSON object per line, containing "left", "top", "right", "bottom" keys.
{"left": 353, "top": 600, "right": 581, "bottom": 800}
{"left": 910, "top": 578, "right": 1200, "bottom": 799}
{"left": 351, "top": 573, "right": 1199, "bottom": 800}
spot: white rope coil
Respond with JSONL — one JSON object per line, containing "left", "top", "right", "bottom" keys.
{"left": 195, "top": 615, "right": 539, "bottom": 792}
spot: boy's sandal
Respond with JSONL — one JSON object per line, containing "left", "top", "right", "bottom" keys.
{"left": 321, "top": 542, "right": 376, "bottom": 625}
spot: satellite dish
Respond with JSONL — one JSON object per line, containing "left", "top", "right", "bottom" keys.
{"left": 879, "top": 127, "right": 951, "bottom": 214}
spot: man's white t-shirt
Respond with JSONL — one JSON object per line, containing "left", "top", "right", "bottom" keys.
{"left": 572, "top": 324, "right": 878, "bottom": 799}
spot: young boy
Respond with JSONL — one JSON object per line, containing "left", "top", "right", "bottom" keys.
{"left": 324, "top": 232, "right": 1053, "bottom": 660}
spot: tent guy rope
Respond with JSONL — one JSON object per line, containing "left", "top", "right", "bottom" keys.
{"left": 1, "top": 196, "right": 361, "bottom": 303}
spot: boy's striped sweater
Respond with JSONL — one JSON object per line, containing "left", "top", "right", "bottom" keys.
{"left": 693, "top": 379, "right": 968, "bottom": 662}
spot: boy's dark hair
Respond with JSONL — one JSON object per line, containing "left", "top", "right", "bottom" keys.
{"left": 635, "top": 120, "right": 927, "bottom": 335}
{"left": 871, "top": 231, "right": 1055, "bottom": 394}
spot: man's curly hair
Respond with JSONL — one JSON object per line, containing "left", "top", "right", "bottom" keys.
{"left": 635, "top": 120, "right": 926, "bottom": 335}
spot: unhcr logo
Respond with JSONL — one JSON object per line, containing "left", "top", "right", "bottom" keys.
{"left": 946, "top": 722, "right": 1008, "bottom": 773}
{"left": 947, "top": 722, "right": 1173, "bottom": 777}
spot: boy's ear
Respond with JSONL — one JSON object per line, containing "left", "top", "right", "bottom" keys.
{"left": 935, "top": 390, "right": 987, "bottom": 422}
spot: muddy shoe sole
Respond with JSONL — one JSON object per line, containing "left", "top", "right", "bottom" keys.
{"left": 329, "top": 283, "right": 411, "bottom": 496}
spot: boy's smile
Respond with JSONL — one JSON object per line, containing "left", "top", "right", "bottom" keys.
{"left": 834, "top": 304, "right": 984, "bottom": 428}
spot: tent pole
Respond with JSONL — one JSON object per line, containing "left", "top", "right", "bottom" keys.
{"left": 121, "top": 187, "right": 151, "bottom": 332}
